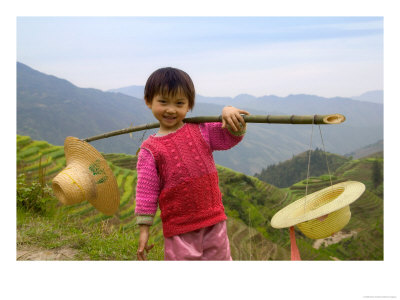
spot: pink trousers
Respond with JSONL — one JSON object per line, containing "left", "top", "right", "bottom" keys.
{"left": 164, "top": 221, "right": 232, "bottom": 261}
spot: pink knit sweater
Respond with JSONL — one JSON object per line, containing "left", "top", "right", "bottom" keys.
{"left": 135, "top": 122, "right": 245, "bottom": 234}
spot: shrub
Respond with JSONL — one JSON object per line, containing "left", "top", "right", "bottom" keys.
{"left": 16, "top": 174, "right": 55, "bottom": 214}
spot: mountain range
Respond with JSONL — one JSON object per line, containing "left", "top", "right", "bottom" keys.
{"left": 109, "top": 85, "right": 384, "bottom": 105}
{"left": 17, "top": 62, "right": 383, "bottom": 175}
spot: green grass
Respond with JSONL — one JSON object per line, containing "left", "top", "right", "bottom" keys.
{"left": 70, "top": 203, "right": 95, "bottom": 216}
{"left": 17, "top": 206, "right": 164, "bottom": 260}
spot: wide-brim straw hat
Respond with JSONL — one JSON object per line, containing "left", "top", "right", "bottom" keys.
{"left": 271, "top": 181, "right": 365, "bottom": 239}
{"left": 52, "top": 137, "right": 120, "bottom": 216}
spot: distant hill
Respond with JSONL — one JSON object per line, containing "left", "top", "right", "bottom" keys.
{"left": 111, "top": 84, "right": 384, "bottom": 154}
{"left": 195, "top": 92, "right": 383, "bottom": 175}
{"left": 18, "top": 63, "right": 383, "bottom": 175}
{"left": 255, "top": 149, "right": 350, "bottom": 188}
{"left": 351, "top": 90, "right": 383, "bottom": 104}
{"left": 108, "top": 85, "right": 145, "bottom": 100}
{"left": 17, "top": 62, "right": 156, "bottom": 154}
{"left": 109, "top": 85, "right": 383, "bottom": 131}
{"left": 345, "top": 139, "right": 383, "bottom": 159}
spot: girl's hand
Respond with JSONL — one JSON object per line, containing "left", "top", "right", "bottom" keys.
{"left": 221, "top": 106, "right": 250, "bottom": 132}
{"left": 137, "top": 225, "right": 154, "bottom": 260}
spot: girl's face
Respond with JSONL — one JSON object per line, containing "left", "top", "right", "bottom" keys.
{"left": 146, "top": 91, "right": 190, "bottom": 134}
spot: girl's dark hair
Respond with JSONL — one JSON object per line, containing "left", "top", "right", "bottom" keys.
{"left": 144, "top": 67, "right": 195, "bottom": 109}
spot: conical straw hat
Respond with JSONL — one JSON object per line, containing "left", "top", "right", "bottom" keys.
{"left": 52, "top": 137, "right": 120, "bottom": 216}
{"left": 271, "top": 181, "right": 365, "bottom": 239}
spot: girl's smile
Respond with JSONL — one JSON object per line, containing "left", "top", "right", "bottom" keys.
{"left": 146, "top": 92, "right": 190, "bottom": 134}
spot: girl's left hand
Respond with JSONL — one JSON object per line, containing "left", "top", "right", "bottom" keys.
{"left": 137, "top": 225, "right": 154, "bottom": 261}
{"left": 221, "top": 106, "right": 250, "bottom": 132}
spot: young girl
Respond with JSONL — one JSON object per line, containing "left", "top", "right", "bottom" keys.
{"left": 135, "top": 67, "right": 249, "bottom": 260}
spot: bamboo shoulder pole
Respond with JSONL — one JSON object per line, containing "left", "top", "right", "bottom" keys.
{"left": 83, "top": 113, "right": 345, "bottom": 143}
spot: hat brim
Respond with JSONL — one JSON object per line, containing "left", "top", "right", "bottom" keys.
{"left": 271, "top": 181, "right": 365, "bottom": 229}
{"left": 63, "top": 137, "right": 120, "bottom": 216}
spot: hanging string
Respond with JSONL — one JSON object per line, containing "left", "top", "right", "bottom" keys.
{"left": 289, "top": 116, "right": 317, "bottom": 261}
{"left": 139, "top": 128, "right": 147, "bottom": 143}
{"left": 304, "top": 115, "right": 315, "bottom": 212}
{"left": 289, "top": 118, "right": 333, "bottom": 261}
{"left": 318, "top": 125, "right": 334, "bottom": 188}
{"left": 135, "top": 127, "right": 150, "bottom": 156}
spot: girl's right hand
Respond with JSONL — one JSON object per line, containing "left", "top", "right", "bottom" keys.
{"left": 137, "top": 225, "right": 155, "bottom": 260}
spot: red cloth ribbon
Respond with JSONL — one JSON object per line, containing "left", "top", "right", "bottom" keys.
{"left": 289, "top": 226, "right": 301, "bottom": 261}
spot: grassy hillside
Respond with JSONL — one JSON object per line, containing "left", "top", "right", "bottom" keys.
{"left": 16, "top": 135, "right": 383, "bottom": 260}
{"left": 345, "top": 139, "right": 383, "bottom": 159}
{"left": 255, "top": 148, "right": 350, "bottom": 188}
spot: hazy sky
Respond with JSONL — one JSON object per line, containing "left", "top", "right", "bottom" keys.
{"left": 17, "top": 16, "right": 383, "bottom": 98}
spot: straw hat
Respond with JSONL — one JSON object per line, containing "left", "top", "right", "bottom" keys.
{"left": 271, "top": 181, "right": 365, "bottom": 239}
{"left": 52, "top": 137, "right": 120, "bottom": 216}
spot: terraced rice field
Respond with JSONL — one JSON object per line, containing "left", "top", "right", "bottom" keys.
{"left": 227, "top": 217, "right": 289, "bottom": 260}
{"left": 16, "top": 135, "right": 162, "bottom": 235}
{"left": 17, "top": 135, "right": 383, "bottom": 260}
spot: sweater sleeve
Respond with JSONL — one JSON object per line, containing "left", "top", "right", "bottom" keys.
{"left": 199, "top": 122, "right": 246, "bottom": 151}
{"left": 135, "top": 148, "right": 160, "bottom": 225}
